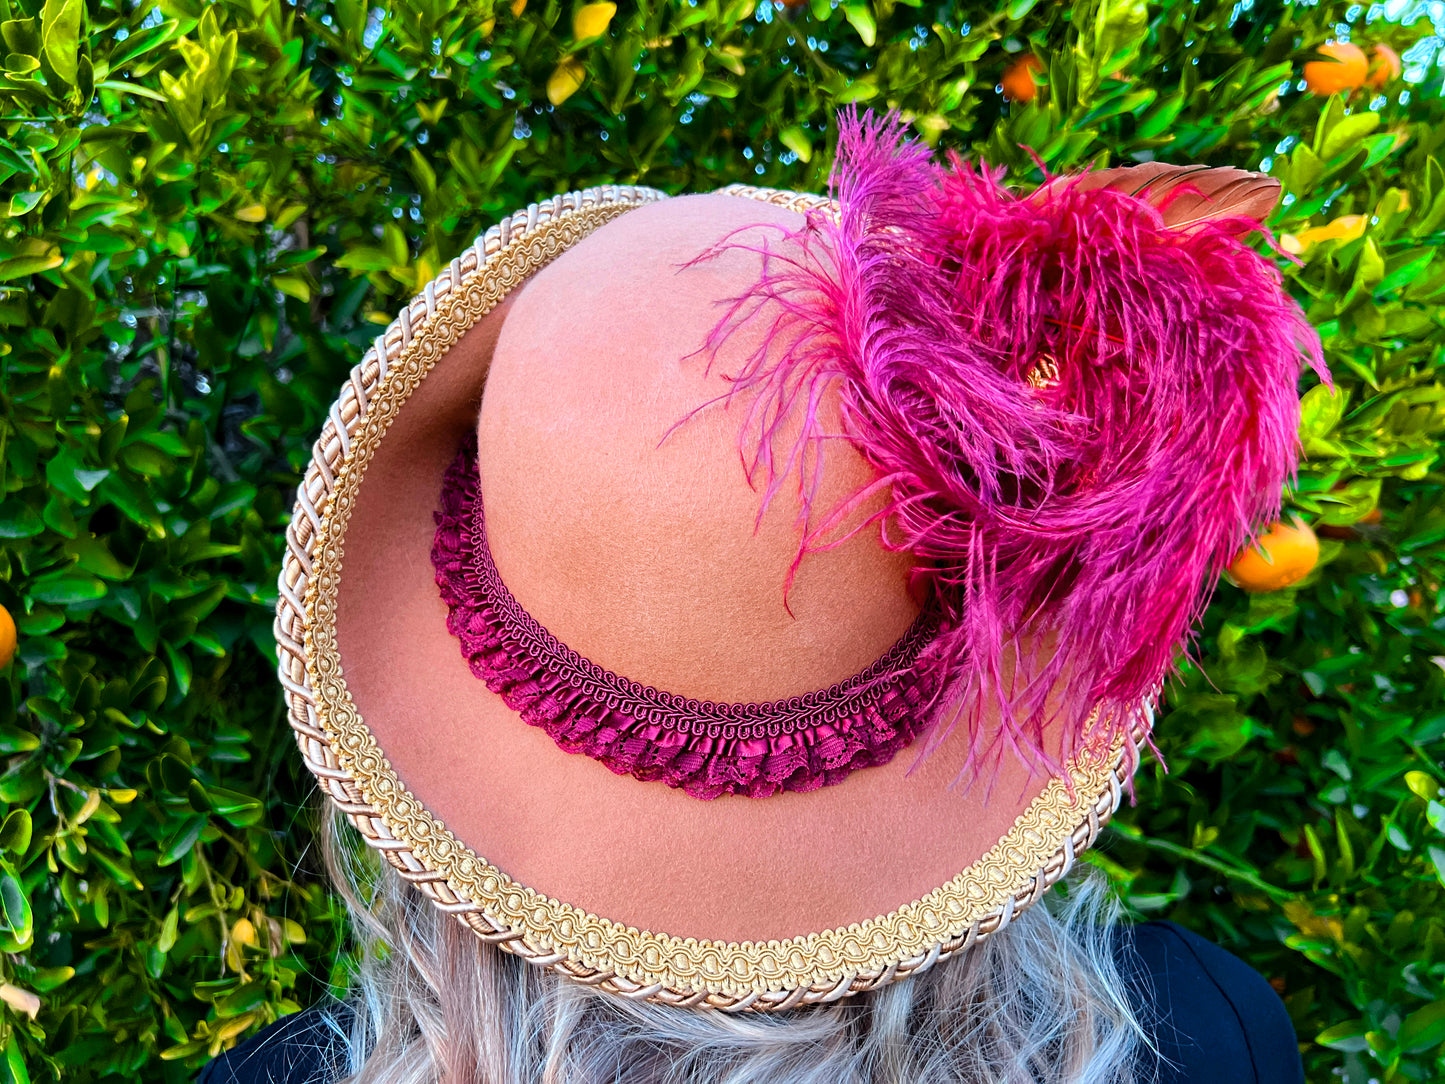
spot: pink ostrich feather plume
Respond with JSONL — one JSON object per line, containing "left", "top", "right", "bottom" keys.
{"left": 694, "top": 108, "right": 1329, "bottom": 784}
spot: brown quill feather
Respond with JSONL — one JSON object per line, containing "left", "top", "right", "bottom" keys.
{"left": 1066, "top": 163, "right": 1281, "bottom": 237}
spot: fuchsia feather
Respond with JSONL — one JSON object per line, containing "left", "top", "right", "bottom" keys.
{"left": 699, "top": 109, "right": 1329, "bottom": 782}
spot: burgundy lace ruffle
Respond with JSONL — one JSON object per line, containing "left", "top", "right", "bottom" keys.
{"left": 432, "top": 439, "right": 943, "bottom": 799}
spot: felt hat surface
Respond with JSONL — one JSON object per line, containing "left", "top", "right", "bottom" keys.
{"left": 277, "top": 125, "right": 1320, "bottom": 1009}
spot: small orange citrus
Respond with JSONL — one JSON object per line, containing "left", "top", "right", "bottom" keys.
{"left": 1303, "top": 42, "right": 1368, "bottom": 96}
{"left": 1227, "top": 518, "right": 1320, "bottom": 592}
{"left": 0, "top": 605, "right": 14, "bottom": 669}
{"left": 1002, "top": 55, "right": 1044, "bottom": 103}
{"left": 1366, "top": 44, "right": 1402, "bottom": 90}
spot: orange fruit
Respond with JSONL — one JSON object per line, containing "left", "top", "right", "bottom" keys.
{"left": 1002, "top": 55, "right": 1044, "bottom": 103}
{"left": 1227, "top": 518, "right": 1320, "bottom": 593}
{"left": 1366, "top": 44, "right": 1402, "bottom": 90}
{"left": 572, "top": 2, "right": 615, "bottom": 40}
{"left": 0, "top": 605, "right": 13, "bottom": 669}
{"left": 547, "top": 57, "right": 586, "bottom": 106}
{"left": 1303, "top": 42, "right": 1368, "bottom": 96}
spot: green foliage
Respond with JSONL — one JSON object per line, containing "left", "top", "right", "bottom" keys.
{"left": 0, "top": 0, "right": 1439, "bottom": 1079}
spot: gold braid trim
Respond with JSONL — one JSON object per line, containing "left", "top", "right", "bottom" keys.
{"left": 277, "top": 183, "right": 1145, "bottom": 1010}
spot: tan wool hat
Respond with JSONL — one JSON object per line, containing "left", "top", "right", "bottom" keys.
{"left": 275, "top": 113, "right": 1325, "bottom": 1011}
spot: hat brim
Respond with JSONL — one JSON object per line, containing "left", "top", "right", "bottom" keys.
{"left": 276, "top": 184, "right": 1145, "bottom": 1010}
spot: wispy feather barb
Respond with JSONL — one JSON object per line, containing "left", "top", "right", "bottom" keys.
{"left": 699, "top": 109, "right": 1329, "bottom": 782}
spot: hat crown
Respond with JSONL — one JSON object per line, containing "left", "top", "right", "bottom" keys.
{"left": 476, "top": 192, "right": 921, "bottom": 705}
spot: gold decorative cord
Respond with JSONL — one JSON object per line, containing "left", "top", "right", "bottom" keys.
{"left": 275, "top": 183, "right": 1146, "bottom": 1010}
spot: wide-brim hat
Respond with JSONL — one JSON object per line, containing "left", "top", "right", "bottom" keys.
{"left": 275, "top": 115, "right": 1323, "bottom": 1010}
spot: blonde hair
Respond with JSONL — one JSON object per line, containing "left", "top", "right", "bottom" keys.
{"left": 317, "top": 804, "right": 1150, "bottom": 1084}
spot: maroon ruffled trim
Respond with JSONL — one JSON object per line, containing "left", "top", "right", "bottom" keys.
{"left": 431, "top": 438, "right": 943, "bottom": 799}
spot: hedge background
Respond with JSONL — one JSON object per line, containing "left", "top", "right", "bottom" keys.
{"left": 0, "top": 0, "right": 1442, "bottom": 1080}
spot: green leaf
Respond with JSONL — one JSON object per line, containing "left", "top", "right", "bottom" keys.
{"left": 1428, "top": 801, "right": 1445, "bottom": 836}
{"left": 1288, "top": 145, "right": 1323, "bottom": 194}
{"left": 273, "top": 275, "right": 311, "bottom": 302}
{"left": 216, "top": 981, "right": 267, "bottom": 1015}
{"left": 159, "top": 1040, "right": 207, "bottom": 1062}
{"left": 3, "top": 1030, "right": 29, "bottom": 1084}
{"left": 334, "top": 246, "right": 393, "bottom": 274}
{"left": 0, "top": 810, "right": 31, "bottom": 856}
{"left": 95, "top": 475, "right": 164, "bottom": 538}
{"left": 1134, "top": 93, "right": 1184, "bottom": 140}
{"left": 1414, "top": 185, "right": 1445, "bottom": 240}
{"left": 1357, "top": 238, "right": 1385, "bottom": 286}
{"left": 408, "top": 147, "right": 436, "bottom": 199}
{"left": 39, "top": 0, "right": 80, "bottom": 86}
{"left": 2, "top": 52, "right": 39, "bottom": 75}
{"left": 169, "top": 583, "right": 226, "bottom": 623}
{"left": 0, "top": 500, "right": 43, "bottom": 539}
{"left": 155, "top": 753, "right": 193, "bottom": 795}
{"left": 1360, "top": 132, "right": 1400, "bottom": 169}
{"left": 1078, "top": 0, "right": 1149, "bottom": 91}
{"left": 206, "top": 786, "right": 263, "bottom": 827}
{"left": 382, "top": 221, "right": 407, "bottom": 266}
{"left": 1317, "top": 1018, "right": 1370, "bottom": 1052}
{"left": 95, "top": 79, "right": 167, "bottom": 102}
{"left": 1406, "top": 771, "right": 1443, "bottom": 801}
{"left": 30, "top": 571, "right": 106, "bottom": 605}
{"left": 836, "top": 79, "right": 878, "bottom": 104}
{"left": 1400, "top": 1000, "right": 1445, "bottom": 1054}
{"left": 186, "top": 778, "right": 212, "bottom": 813}
{"left": 5, "top": 191, "right": 43, "bottom": 217}
{"left": 842, "top": 3, "right": 876, "bottom": 47}
{"left": 157, "top": 816, "right": 205, "bottom": 867}
{"left": 0, "top": 243, "right": 61, "bottom": 281}
{"left": 1319, "top": 111, "right": 1380, "bottom": 161}
{"left": 0, "top": 18, "right": 40, "bottom": 57}
{"left": 162, "top": 640, "right": 192, "bottom": 698}
{"left": 69, "top": 538, "right": 129, "bottom": 580}
{"left": 0, "top": 871, "right": 31, "bottom": 937}
{"left": 30, "top": 966, "right": 72, "bottom": 993}
{"left": 86, "top": 846, "right": 140, "bottom": 891}
{"left": 76, "top": 49, "right": 92, "bottom": 101}
{"left": 0, "top": 728, "right": 39, "bottom": 756}
{"left": 778, "top": 125, "right": 812, "bottom": 163}
{"left": 1299, "top": 383, "right": 1345, "bottom": 442}
{"left": 1430, "top": 847, "right": 1445, "bottom": 890}
{"left": 157, "top": 904, "right": 180, "bottom": 954}
{"left": 1378, "top": 253, "right": 1433, "bottom": 297}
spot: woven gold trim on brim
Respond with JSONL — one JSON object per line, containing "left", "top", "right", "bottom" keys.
{"left": 275, "top": 183, "right": 1146, "bottom": 1011}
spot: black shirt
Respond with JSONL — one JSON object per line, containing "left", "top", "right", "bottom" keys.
{"left": 1119, "top": 920, "right": 1303, "bottom": 1083}
{"left": 198, "top": 921, "right": 1303, "bottom": 1083}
